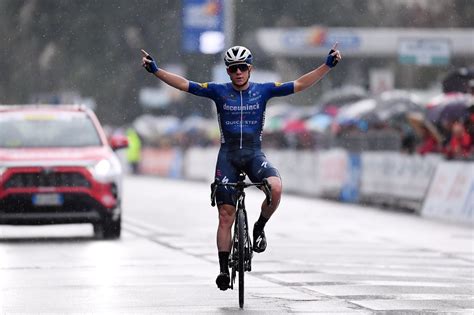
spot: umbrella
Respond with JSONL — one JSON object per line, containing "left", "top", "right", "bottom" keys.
{"left": 282, "top": 119, "right": 307, "bottom": 134}
{"left": 322, "top": 105, "right": 339, "bottom": 117}
{"left": 376, "top": 99, "right": 423, "bottom": 120}
{"left": 265, "top": 115, "right": 285, "bottom": 132}
{"left": 438, "top": 103, "right": 469, "bottom": 123}
{"left": 266, "top": 103, "right": 293, "bottom": 117}
{"left": 426, "top": 92, "right": 470, "bottom": 109}
{"left": 426, "top": 93, "right": 470, "bottom": 124}
{"left": 362, "top": 95, "right": 424, "bottom": 127}
{"left": 133, "top": 115, "right": 181, "bottom": 142}
{"left": 265, "top": 104, "right": 310, "bottom": 133}
{"left": 181, "top": 116, "right": 211, "bottom": 134}
{"left": 264, "top": 103, "right": 293, "bottom": 132}
{"left": 154, "top": 116, "right": 181, "bottom": 135}
{"left": 305, "top": 113, "right": 333, "bottom": 132}
{"left": 336, "top": 98, "right": 377, "bottom": 123}
{"left": 318, "top": 85, "right": 368, "bottom": 107}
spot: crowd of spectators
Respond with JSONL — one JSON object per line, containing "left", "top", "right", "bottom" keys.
{"left": 412, "top": 83, "right": 474, "bottom": 160}
{"left": 126, "top": 83, "right": 474, "bottom": 162}
{"left": 414, "top": 112, "right": 473, "bottom": 160}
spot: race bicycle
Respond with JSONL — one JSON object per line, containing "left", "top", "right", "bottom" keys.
{"left": 210, "top": 173, "right": 272, "bottom": 309}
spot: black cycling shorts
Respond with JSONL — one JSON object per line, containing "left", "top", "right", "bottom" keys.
{"left": 214, "top": 148, "right": 280, "bottom": 206}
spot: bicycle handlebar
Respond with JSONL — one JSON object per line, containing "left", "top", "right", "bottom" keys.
{"left": 210, "top": 178, "right": 272, "bottom": 207}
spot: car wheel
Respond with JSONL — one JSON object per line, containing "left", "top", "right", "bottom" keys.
{"left": 103, "top": 214, "right": 121, "bottom": 239}
{"left": 93, "top": 223, "right": 103, "bottom": 239}
{"left": 93, "top": 214, "right": 121, "bottom": 240}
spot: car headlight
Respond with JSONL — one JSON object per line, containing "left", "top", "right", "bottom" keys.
{"left": 89, "top": 158, "right": 121, "bottom": 182}
{"left": 95, "top": 159, "right": 112, "bottom": 177}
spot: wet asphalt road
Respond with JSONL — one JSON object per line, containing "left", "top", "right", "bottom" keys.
{"left": 0, "top": 176, "right": 473, "bottom": 314}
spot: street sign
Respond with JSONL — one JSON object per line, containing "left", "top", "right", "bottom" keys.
{"left": 398, "top": 38, "right": 451, "bottom": 65}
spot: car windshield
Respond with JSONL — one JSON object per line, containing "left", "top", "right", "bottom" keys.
{"left": 0, "top": 111, "right": 103, "bottom": 148}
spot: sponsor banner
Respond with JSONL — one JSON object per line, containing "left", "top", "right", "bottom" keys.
{"left": 256, "top": 27, "right": 473, "bottom": 57}
{"left": 256, "top": 26, "right": 360, "bottom": 57}
{"left": 391, "top": 153, "right": 441, "bottom": 200}
{"left": 140, "top": 148, "right": 183, "bottom": 178}
{"left": 317, "top": 149, "right": 348, "bottom": 196}
{"left": 183, "top": 146, "right": 218, "bottom": 182}
{"left": 360, "top": 152, "right": 385, "bottom": 197}
{"left": 340, "top": 153, "right": 361, "bottom": 203}
{"left": 183, "top": 148, "right": 321, "bottom": 196}
{"left": 179, "top": 147, "right": 472, "bottom": 224}
{"left": 421, "top": 161, "right": 474, "bottom": 224}
{"left": 266, "top": 149, "right": 320, "bottom": 196}
{"left": 360, "top": 152, "right": 441, "bottom": 203}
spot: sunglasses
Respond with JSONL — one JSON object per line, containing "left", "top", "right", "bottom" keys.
{"left": 228, "top": 64, "right": 250, "bottom": 73}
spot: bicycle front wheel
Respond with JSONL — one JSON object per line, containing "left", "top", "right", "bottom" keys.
{"left": 237, "top": 209, "right": 245, "bottom": 308}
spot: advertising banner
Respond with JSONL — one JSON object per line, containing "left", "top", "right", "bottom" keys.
{"left": 360, "top": 152, "right": 441, "bottom": 201}
{"left": 421, "top": 162, "right": 474, "bottom": 224}
{"left": 183, "top": 147, "right": 218, "bottom": 182}
{"left": 265, "top": 150, "right": 320, "bottom": 196}
{"left": 340, "top": 154, "right": 361, "bottom": 203}
{"left": 182, "top": 0, "right": 225, "bottom": 53}
{"left": 317, "top": 149, "right": 348, "bottom": 197}
{"left": 140, "top": 148, "right": 183, "bottom": 178}
{"left": 256, "top": 27, "right": 473, "bottom": 57}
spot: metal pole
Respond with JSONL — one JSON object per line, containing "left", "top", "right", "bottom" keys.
{"left": 224, "top": 0, "right": 235, "bottom": 48}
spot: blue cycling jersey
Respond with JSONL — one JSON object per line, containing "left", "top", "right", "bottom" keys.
{"left": 188, "top": 81, "right": 294, "bottom": 149}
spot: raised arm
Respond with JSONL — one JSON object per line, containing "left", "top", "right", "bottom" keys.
{"left": 293, "top": 43, "right": 341, "bottom": 93}
{"left": 141, "top": 49, "right": 190, "bottom": 92}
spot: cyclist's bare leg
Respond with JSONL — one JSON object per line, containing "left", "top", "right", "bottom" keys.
{"left": 253, "top": 176, "right": 281, "bottom": 253}
{"left": 216, "top": 204, "right": 235, "bottom": 290}
{"left": 260, "top": 176, "right": 282, "bottom": 218}
{"left": 217, "top": 204, "right": 236, "bottom": 251}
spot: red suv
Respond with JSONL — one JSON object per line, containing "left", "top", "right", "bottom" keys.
{"left": 0, "top": 105, "right": 128, "bottom": 239}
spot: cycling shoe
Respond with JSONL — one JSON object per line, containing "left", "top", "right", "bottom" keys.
{"left": 253, "top": 226, "right": 267, "bottom": 253}
{"left": 215, "top": 272, "right": 230, "bottom": 291}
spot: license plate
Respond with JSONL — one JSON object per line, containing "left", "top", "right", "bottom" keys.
{"left": 32, "top": 193, "right": 64, "bottom": 206}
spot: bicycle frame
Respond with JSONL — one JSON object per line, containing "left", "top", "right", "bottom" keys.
{"left": 229, "top": 192, "right": 252, "bottom": 288}
{"left": 211, "top": 173, "right": 272, "bottom": 308}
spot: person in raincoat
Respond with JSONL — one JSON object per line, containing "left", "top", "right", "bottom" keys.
{"left": 126, "top": 127, "right": 142, "bottom": 174}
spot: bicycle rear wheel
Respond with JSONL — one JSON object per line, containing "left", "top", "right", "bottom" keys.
{"left": 237, "top": 209, "right": 245, "bottom": 308}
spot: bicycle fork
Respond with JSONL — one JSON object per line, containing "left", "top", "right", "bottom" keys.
{"left": 229, "top": 200, "right": 253, "bottom": 290}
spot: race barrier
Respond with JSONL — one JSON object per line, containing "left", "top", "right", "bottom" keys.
{"left": 139, "top": 147, "right": 183, "bottom": 178}
{"left": 360, "top": 152, "right": 442, "bottom": 210}
{"left": 265, "top": 149, "right": 321, "bottom": 196}
{"left": 137, "top": 146, "right": 472, "bottom": 224}
{"left": 183, "top": 146, "right": 218, "bottom": 182}
{"left": 421, "top": 161, "right": 474, "bottom": 224}
{"left": 341, "top": 154, "right": 361, "bottom": 203}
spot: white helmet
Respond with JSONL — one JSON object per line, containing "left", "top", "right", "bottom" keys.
{"left": 224, "top": 46, "right": 253, "bottom": 67}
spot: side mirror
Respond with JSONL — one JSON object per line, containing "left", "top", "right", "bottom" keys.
{"left": 109, "top": 134, "right": 128, "bottom": 151}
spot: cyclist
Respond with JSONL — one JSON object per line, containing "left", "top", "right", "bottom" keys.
{"left": 141, "top": 44, "right": 341, "bottom": 290}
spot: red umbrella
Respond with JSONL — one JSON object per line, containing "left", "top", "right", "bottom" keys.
{"left": 283, "top": 119, "right": 307, "bottom": 133}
